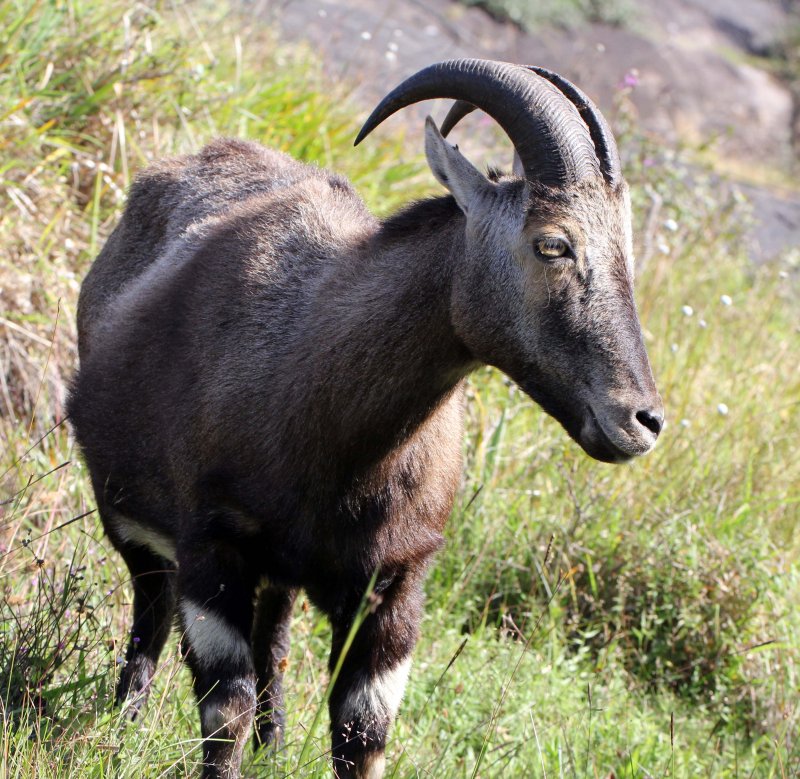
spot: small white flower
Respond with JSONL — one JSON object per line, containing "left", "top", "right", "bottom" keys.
{"left": 778, "top": 270, "right": 789, "bottom": 279}
{"left": 670, "top": 343, "right": 679, "bottom": 353}
{"left": 664, "top": 218, "right": 678, "bottom": 232}
{"left": 717, "top": 403, "right": 729, "bottom": 416}
{"left": 720, "top": 294, "right": 732, "bottom": 306}
{"left": 388, "top": 41, "right": 399, "bottom": 52}
{"left": 680, "top": 418, "right": 691, "bottom": 428}
{"left": 698, "top": 319, "right": 707, "bottom": 328}
{"left": 658, "top": 241, "right": 670, "bottom": 255}
{"left": 385, "top": 51, "right": 397, "bottom": 62}
{"left": 682, "top": 305, "right": 693, "bottom": 317}
{"left": 360, "top": 31, "right": 372, "bottom": 40}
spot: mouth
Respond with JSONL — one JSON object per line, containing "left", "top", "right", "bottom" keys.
{"left": 582, "top": 407, "right": 636, "bottom": 464}
{"left": 517, "top": 377, "right": 647, "bottom": 465}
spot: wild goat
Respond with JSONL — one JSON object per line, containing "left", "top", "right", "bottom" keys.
{"left": 68, "top": 59, "right": 663, "bottom": 778}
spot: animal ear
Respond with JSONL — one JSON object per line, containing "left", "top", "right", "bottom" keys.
{"left": 424, "top": 116, "right": 490, "bottom": 214}
{"left": 512, "top": 150, "right": 525, "bottom": 178}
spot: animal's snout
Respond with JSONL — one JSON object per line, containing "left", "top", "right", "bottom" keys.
{"left": 584, "top": 393, "right": 664, "bottom": 463}
{"left": 619, "top": 395, "right": 664, "bottom": 455}
{"left": 635, "top": 408, "right": 664, "bottom": 438}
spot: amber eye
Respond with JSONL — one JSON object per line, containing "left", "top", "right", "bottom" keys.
{"left": 535, "top": 237, "right": 571, "bottom": 261}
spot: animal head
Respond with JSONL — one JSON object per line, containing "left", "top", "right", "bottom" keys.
{"left": 356, "top": 59, "right": 663, "bottom": 463}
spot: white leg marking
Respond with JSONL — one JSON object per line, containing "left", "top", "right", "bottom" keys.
{"left": 180, "top": 599, "right": 252, "bottom": 669}
{"left": 358, "top": 752, "right": 386, "bottom": 779}
{"left": 109, "top": 513, "right": 177, "bottom": 561}
{"left": 200, "top": 677, "right": 257, "bottom": 735}
{"left": 339, "top": 656, "right": 412, "bottom": 724}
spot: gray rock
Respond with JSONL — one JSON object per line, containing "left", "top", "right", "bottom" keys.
{"left": 254, "top": 0, "right": 800, "bottom": 260}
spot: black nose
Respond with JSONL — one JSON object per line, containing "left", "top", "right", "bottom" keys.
{"left": 636, "top": 409, "right": 664, "bottom": 437}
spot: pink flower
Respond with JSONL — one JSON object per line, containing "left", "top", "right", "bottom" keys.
{"left": 622, "top": 70, "right": 639, "bottom": 88}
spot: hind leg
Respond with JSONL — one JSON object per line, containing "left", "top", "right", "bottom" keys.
{"left": 251, "top": 584, "right": 297, "bottom": 749}
{"left": 111, "top": 535, "right": 177, "bottom": 717}
{"left": 177, "top": 538, "right": 258, "bottom": 778}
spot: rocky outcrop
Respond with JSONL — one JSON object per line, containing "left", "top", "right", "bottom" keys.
{"left": 257, "top": 0, "right": 800, "bottom": 259}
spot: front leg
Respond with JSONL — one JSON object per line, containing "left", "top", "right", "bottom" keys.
{"left": 328, "top": 569, "right": 424, "bottom": 779}
{"left": 177, "top": 541, "right": 257, "bottom": 779}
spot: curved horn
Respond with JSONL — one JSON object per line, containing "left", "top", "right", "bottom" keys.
{"left": 354, "top": 59, "right": 599, "bottom": 186}
{"left": 529, "top": 67, "right": 621, "bottom": 186}
{"left": 440, "top": 66, "right": 622, "bottom": 186}
{"left": 440, "top": 100, "right": 478, "bottom": 137}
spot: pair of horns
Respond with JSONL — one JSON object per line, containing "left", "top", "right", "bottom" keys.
{"left": 354, "top": 59, "right": 621, "bottom": 188}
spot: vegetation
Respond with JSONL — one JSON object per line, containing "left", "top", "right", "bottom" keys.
{"left": 457, "top": 0, "right": 632, "bottom": 31}
{"left": 1, "top": 0, "right": 798, "bottom": 776}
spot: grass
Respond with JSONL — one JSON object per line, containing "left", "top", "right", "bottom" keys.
{"left": 456, "top": 0, "right": 633, "bottom": 31}
{"left": 1, "top": 0, "right": 799, "bottom": 776}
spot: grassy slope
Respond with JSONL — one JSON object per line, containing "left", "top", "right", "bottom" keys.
{"left": 1, "top": 0, "right": 798, "bottom": 776}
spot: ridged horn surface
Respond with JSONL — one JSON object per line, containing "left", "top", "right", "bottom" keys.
{"left": 440, "top": 66, "right": 621, "bottom": 186}
{"left": 529, "top": 67, "right": 621, "bottom": 186}
{"left": 354, "top": 59, "right": 599, "bottom": 186}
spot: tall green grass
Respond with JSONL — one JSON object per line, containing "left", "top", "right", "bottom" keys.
{"left": 1, "top": 0, "right": 798, "bottom": 776}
